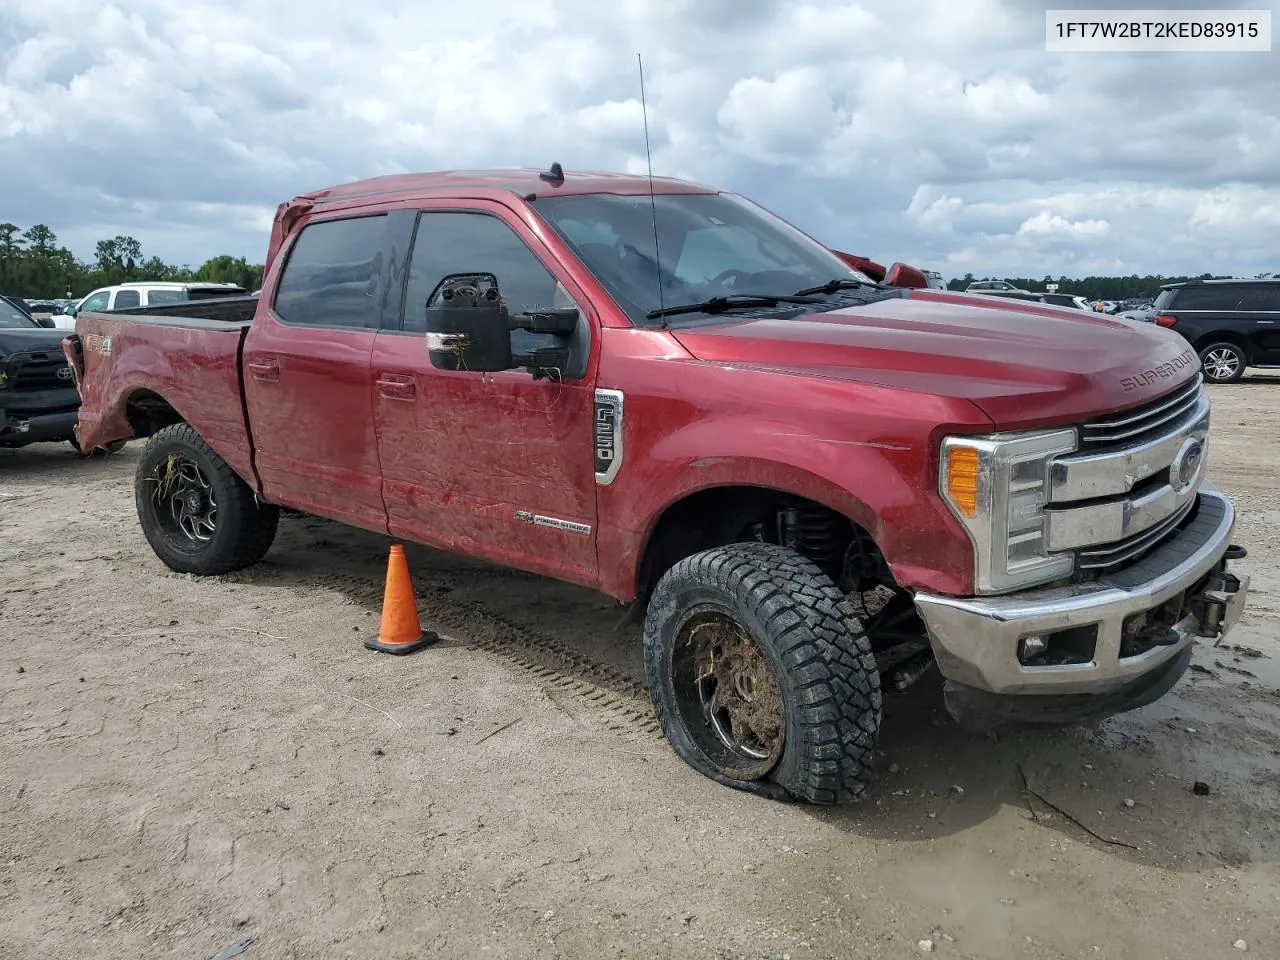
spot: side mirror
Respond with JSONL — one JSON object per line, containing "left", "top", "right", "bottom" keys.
{"left": 36, "top": 315, "right": 56, "bottom": 328}
{"left": 883, "top": 262, "right": 930, "bottom": 289}
{"left": 64, "top": 305, "right": 78, "bottom": 318}
{"left": 424, "top": 274, "right": 514, "bottom": 372}
{"left": 424, "top": 273, "right": 577, "bottom": 376}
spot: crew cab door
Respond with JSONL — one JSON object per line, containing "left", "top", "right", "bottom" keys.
{"left": 370, "top": 202, "right": 599, "bottom": 585}
{"left": 242, "top": 211, "right": 410, "bottom": 533}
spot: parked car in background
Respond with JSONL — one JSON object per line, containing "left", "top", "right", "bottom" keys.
{"left": 1041, "top": 293, "right": 1093, "bottom": 311}
{"left": 1119, "top": 304, "right": 1157, "bottom": 323}
{"left": 54, "top": 281, "right": 249, "bottom": 328}
{"left": 1, "top": 294, "right": 86, "bottom": 450}
{"left": 965, "top": 280, "right": 1028, "bottom": 293}
{"left": 966, "top": 290, "right": 1092, "bottom": 311}
{"left": 1152, "top": 278, "right": 1280, "bottom": 383}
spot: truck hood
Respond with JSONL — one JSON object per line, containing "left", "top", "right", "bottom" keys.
{"left": 670, "top": 289, "right": 1200, "bottom": 428}
{"left": 0, "top": 327, "right": 70, "bottom": 356}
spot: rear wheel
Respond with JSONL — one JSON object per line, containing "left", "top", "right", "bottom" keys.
{"left": 135, "top": 423, "right": 278, "bottom": 575}
{"left": 644, "top": 542, "right": 881, "bottom": 803}
{"left": 1199, "top": 342, "right": 1247, "bottom": 383}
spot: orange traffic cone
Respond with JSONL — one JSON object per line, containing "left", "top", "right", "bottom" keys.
{"left": 364, "top": 544, "right": 438, "bottom": 655}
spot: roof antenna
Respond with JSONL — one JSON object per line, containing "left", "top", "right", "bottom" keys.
{"left": 539, "top": 161, "right": 564, "bottom": 185}
{"left": 637, "top": 53, "right": 666, "bottom": 321}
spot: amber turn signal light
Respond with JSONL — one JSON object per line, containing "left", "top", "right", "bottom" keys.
{"left": 945, "top": 446, "right": 981, "bottom": 517}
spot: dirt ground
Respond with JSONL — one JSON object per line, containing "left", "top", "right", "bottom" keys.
{"left": 2, "top": 379, "right": 1279, "bottom": 960}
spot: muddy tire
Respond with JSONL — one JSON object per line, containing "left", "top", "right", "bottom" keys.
{"left": 135, "top": 423, "right": 278, "bottom": 575}
{"left": 644, "top": 542, "right": 881, "bottom": 804}
{"left": 1198, "top": 342, "right": 1247, "bottom": 384}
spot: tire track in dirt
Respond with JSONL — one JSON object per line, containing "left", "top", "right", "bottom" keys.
{"left": 310, "top": 570, "right": 662, "bottom": 740}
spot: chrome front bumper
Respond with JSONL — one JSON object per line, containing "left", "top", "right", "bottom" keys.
{"left": 914, "top": 485, "right": 1247, "bottom": 696}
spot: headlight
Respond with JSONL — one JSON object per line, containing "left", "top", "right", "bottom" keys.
{"left": 940, "top": 428, "right": 1078, "bottom": 594}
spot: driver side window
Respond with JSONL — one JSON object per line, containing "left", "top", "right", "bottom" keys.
{"left": 402, "top": 211, "right": 588, "bottom": 378}
{"left": 403, "top": 211, "right": 577, "bottom": 334}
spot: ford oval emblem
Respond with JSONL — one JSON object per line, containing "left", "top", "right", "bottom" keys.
{"left": 1170, "top": 437, "right": 1205, "bottom": 493}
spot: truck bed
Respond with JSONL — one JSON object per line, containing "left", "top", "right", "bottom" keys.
{"left": 65, "top": 298, "right": 260, "bottom": 477}
{"left": 105, "top": 295, "right": 261, "bottom": 326}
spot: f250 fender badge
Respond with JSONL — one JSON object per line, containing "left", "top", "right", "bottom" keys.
{"left": 594, "top": 388, "right": 624, "bottom": 485}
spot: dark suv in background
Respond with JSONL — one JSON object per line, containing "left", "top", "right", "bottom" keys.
{"left": 1153, "top": 279, "right": 1280, "bottom": 383}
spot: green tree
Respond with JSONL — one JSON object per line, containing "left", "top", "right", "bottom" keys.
{"left": 22, "top": 224, "right": 56, "bottom": 257}
{"left": 196, "top": 254, "right": 263, "bottom": 290}
{"left": 115, "top": 235, "right": 143, "bottom": 278}
{"left": 94, "top": 238, "right": 120, "bottom": 275}
{"left": 0, "top": 223, "right": 24, "bottom": 290}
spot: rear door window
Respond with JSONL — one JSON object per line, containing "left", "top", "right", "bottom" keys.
{"left": 1171, "top": 285, "right": 1249, "bottom": 310}
{"left": 148, "top": 289, "right": 186, "bottom": 304}
{"left": 1238, "top": 285, "right": 1280, "bottom": 312}
{"left": 273, "top": 214, "right": 390, "bottom": 329}
{"left": 113, "top": 289, "right": 141, "bottom": 309}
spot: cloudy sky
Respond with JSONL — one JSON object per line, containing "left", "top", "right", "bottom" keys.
{"left": 1, "top": 0, "right": 1277, "bottom": 280}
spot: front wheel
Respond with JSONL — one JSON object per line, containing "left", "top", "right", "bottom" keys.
{"left": 644, "top": 542, "right": 882, "bottom": 804}
{"left": 1199, "top": 342, "right": 1247, "bottom": 383}
{"left": 135, "top": 423, "right": 278, "bottom": 575}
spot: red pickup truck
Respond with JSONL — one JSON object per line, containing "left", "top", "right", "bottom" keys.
{"left": 66, "top": 168, "right": 1249, "bottom": 804}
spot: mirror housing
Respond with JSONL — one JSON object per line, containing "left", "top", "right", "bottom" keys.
{"left": 423, "top": 273, "right": 577, "bottom": 378}
{"left": 36, "top": 315, "right": 56, "bottom": 328}
{"left": 63, "top": 304, "right": 78, "bottom": 319}
{"left": 883, "top": 262, "right": 930, "bottom": 289}
{"left": 424, "top": 274, "right": 515, "bottom": 372}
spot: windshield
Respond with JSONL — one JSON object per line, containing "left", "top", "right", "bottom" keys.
{"left": 532, "top": 192, "right": 873, "bottom": 325}
{"left": 0, "top": 298, "right": 38, "bottom": 328}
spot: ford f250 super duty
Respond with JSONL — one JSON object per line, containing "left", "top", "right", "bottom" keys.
{"left": 65, "top": 167, "right": 1249, "bottom": 804}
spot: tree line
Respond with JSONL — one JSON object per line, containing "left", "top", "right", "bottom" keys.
{"left": 0, "top": 222, "right": 265, "bottom": 299}
{"left": 946, "top": 271, "right": 1276, "bottom": 301}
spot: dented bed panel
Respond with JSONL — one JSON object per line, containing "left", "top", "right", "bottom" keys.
{"left": 70, "top": 311, "right": 255, "bottom": 482}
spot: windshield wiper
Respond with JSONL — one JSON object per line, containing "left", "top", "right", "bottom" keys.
{"left": 646, "top": 293, "right": 821, "bottom": 321}
{"left": 792, "top": 278, "right": 873, "bottom": 297}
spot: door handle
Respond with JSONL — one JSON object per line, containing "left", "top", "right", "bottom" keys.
{"left": 247, "top": 358, "right": 280, "bottom": 381}
{"left": 376, "top": 375, "right": 416, "bottom": 400}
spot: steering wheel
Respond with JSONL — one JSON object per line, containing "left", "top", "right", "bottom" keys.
{"left": 707, "top": 268, "right": 754, "bottom": 290}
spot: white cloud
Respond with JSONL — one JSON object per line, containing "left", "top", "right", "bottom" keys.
{"left": 0, "top": 0, "right": 1277, "bottom": 279}
{"left": 1016, "top": 212, "right": 1111, "bottom": 239}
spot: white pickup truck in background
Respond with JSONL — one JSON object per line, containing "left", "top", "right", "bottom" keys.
{"left": 51, "top": 281, "right": 248, "bottom": 328}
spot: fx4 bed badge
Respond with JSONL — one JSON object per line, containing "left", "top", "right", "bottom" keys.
{"left": 594, "top": 388, "right": 624, "bottom": 485}
{"left": 84, "top": 334, "right": 113, "bottom": 356}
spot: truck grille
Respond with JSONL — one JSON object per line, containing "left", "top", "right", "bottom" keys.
{"left": 1050, "top": 374, "right": 1209, "bottom": 579}
{"left": 4, "top": 351, "right": 74, "bottom": 391}
{"left": 1076, "top": 496, "right": 1197, "bottom": 572}
{"left": 1079, "top": 375, "right": 1203, "bottom": 448}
